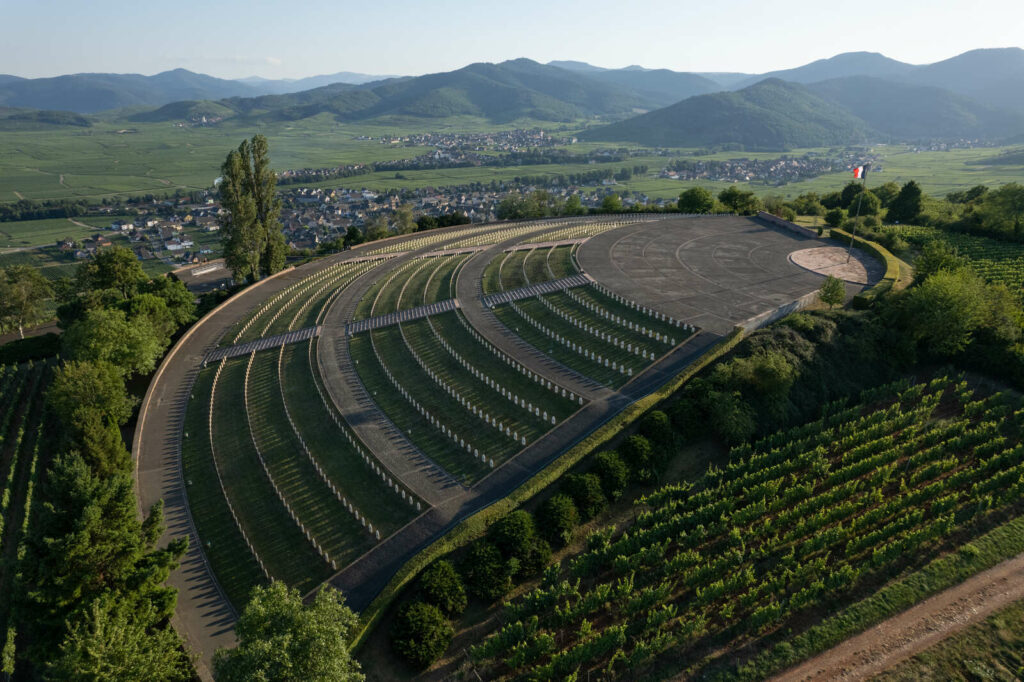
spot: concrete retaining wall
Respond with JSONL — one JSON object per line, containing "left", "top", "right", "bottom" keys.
{"left": 758, "top": 211, "right": 819, "bottom": 239}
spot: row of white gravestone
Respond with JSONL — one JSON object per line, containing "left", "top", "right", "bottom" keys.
{"left": 397, "top": 321, "right": 522, "bottom": 442}
{"left": 369, "top": 333, "right": 495, "bottom": 467}
{"left": 425, "top": 316, "right": 557, "bottom": 426}
{"left": 243, "top": 352, "right": 336, "bottom": 567}
{"left": 591, "top": 282, "right": 696, "bottom": 334}
{"left": 565, "top": 287, "right": 676, "bottom": 346}
{"left": 306, "top": 341, "right": 421, "bottom": 512}
{"left": 275, "top": 348, "right": 378, "bottom": 540}
{"left": 232, "top": 257, "right": 359, "bottom": 344}
{"left": 285, "top": 260, "right": 378, "bottom": 333}
{"left": 454, "top": 312, "right": 586, "bottom": 406}
{"left": 206, "top": 359, "right": 272, "bottom": 580}
{"left": 508, "top": 300, "right": 631, "bottom": 376}
{"left": 535, "top": 294, "right": 656, "bottom": 361}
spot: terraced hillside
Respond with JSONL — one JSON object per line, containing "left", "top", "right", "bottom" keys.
{"left": 157, "top": 214, "right": 856, "bottom": 664}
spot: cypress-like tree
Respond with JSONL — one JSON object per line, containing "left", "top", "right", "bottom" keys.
{"left": 219, "top": 134, "right": 286, "bottom": 283}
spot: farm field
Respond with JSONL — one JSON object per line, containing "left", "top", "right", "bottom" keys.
{"left": 465, "top": 375, "right": 1024, "bottom": 680}
{"left": 3, "top": 108, "right": 1022, "bottom": 205}
{"left": 0, "top": 361, "right": 53, "bottom": 650}
{"left": 890, "top": 224, "right": 1024, "bottom": 292}
{"left": 0, "top": 215, "right": 132, "bottom": 249}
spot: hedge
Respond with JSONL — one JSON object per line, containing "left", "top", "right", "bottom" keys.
{"left": 350, "top": 328, "right": 746, "bottom": 649}
{"left": 831, "top": 228, "right": 912, "bottom": 308}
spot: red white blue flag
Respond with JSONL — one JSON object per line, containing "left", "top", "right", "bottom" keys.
{"left": 853, "top": 165, "right": 868, "bottom": 179}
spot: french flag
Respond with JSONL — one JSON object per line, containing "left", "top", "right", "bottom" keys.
{"left": 853, "top": 164, "right": 869, "bottom": 179}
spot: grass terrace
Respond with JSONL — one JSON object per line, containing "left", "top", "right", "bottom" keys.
{"left": 281, "top": 339, "right": 420, "bottom": 535}
{"left": 181, "top": 367, "right": 268, "bottom": 608}
{"left": 349, "top": 328, "right": 499, "bottom": 483}
{"left": 208, "top": 357, "right": 329, "bottom": 592}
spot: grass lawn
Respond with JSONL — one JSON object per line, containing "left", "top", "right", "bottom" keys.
{"left": 349, "top": 330, "right": 493, "bottom": 483}
{"left": 211, "top": 357, "right": 328, "bottom": 592}
{"left": 281, "top": 340, "right": 419, "bottom": 534}
{"left": 181, "top": 366, "right": 268, "bottom": 609}
{"left": 245, "top": 350, "right": 373, "bottom": 566}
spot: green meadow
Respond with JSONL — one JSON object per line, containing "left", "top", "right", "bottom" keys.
{"left": 1, "top": 108, "right": 1021, "bottom": 205}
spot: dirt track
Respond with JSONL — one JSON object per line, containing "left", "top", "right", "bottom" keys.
{"left": 771, "top": 551, "right": 1024, "bottom": 681}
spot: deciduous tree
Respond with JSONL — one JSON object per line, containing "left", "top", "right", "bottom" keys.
{"left": 0, "top": 265, "right": 52, "bottom": 338}
{"left": 677, "top": 187, "right": 714, "bottom": 214}
{"left": 213, "top": 582, "right": 362, "bottom": 682}
{"left": 818, "top": 275, "right": 845, "bottom": 308}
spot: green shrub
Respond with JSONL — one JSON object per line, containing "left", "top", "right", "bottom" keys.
{"left": 619, "top": 435, "right": 657, "bottom": 483}
{"left": 390, "top": 601, "right": 453, "bottom": 669}
{"left": 537, "top": 494, "right": 579, "bottom": 547}
{"left": 592, "top": 451, "right": 629, "bottom": 501}
{"left": 563, "top": 473, "right": 607, "bottom": 519}
{"left": 418, "top": 560, "right": 466, "bottom": 617}
{"left": 639, "top": 410, "right": 672, "bottom": 447}
{"left": 489, "top": 510, "right": 536, "bottom": 564}
{"left": 458, "top": 541, "right": 513, "bottom": 603}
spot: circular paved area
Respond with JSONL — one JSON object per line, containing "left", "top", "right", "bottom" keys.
{"left": 578, "top": 215, "right": 877, "bottom": 335}
{"left": 789, "top": 245, "right": 884, "bottom": 285}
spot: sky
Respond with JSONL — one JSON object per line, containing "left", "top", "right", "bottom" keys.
{"left": 3, "top": 0, "right": 1023, "bottom": 80}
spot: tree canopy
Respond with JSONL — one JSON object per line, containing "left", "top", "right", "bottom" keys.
{"left": 0, "top": 265, "right": 52, "bottom": 338}
{"left": 219, "top": 134, "right": 286, "bottom": 283}
{"left": 213, "top": 582, "right": 362, "bottom": 682}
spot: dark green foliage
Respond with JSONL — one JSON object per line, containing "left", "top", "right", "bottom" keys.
{"left": 677, "top": 187, "right": 715, "bottom": 214}
{"left": 49, "top": 594, "right": 193, "bottom": 681}
{"left": 673, "top": 311, "right": 905, "bottom": 443}
{"left": 0, "top": 265, "right": 52, "bottom": 339}
{"left": 459, "top": 541, "right": 514, "bottom": 602}
{"left": 887, "top": 181, "right": 924, "bottom": 224}
{"left": 390, "top": 602, "right": 453, "bottom": 670}
{"left": 18, "top": 455, "right": 184, "bottom": 664}
{"left": 592, "top": 451, "right": 629, "bottom": 501}
{"left": 818, "top": 275, "right": 846, "bottom": 308}
{"left": 537, "top": 494, "right": 579, "bottom": 547}
{"left": 914, "top": 240, "right": 967, "bottom": 281}
{"left": 718, "top": 186, "right": 761, "bottom": 215}
{"left": 825, "top": 207, "right": 846, "bottom": 227}
{"left": 0, "top": 332, "right": 60, "bottom": 364}
{"left": 490, "top": 510, "right": 537, "bottom": 565}
{"left": 620, "top": 435, "right": 659, "bottom": 483}
{"left": 563, "top": 473, "right": 607, "bottom": 519}
{"left": 891, "top": 269, "right": 1022, "bottom": 357}
{"left": 418, "top": 561, "right": 467, "bottom": 618}
{"left": 219, "top": 134, "right": 286, "bottom": 283}
{"left": 213, "top": 582, "right": 363, "bottom": 681}
{"left": 639, "top": 410, "right": 672, "bottom": 448}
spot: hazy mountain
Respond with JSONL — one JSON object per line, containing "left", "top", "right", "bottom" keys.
{"left": 0, "top": 75, "right": 26, "bottom": 86}
{"left": 547, "top": 60, "right": 608, "bottom": 73}
{"left": 694, "top": 72, "right": 752, "bottom": 88}
{"left": 580, "top": 78, "right": 872, "bottom": 149}
{"left": 0, "top": 107, "right": 91, "bottom": 130}
{"left": 238, "top": 71, "right": 396, "bottom": 94}
{"left": 0, "top": 69, "right": 260, "bottom": 113}
{"left": 907, "top": 48, "right": 1024, "bottom": 112}
{"left": 807, "top": 76, "right": 1024, "bottom": 141}
{"left": 583, "top": 68, "right": 721, "bottom": 107}
{"left": 135, "top": 59, "right": 655, "bottom": 124}
{"left": 732, "top": 52, "right": 915, "bottom": 89}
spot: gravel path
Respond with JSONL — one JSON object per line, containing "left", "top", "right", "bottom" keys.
{"left": 771, "top": 552, "right": 1024, "bottom": 681}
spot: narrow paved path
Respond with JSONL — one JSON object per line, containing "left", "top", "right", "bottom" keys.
{"left": 134, "top": 257, "right": 354, "bottom": 679}
{"left": 456, "top": 237, "right": 610, "bottom": 402}
{"left": 772, "top": 552, "right": 1024, "bottom": 681}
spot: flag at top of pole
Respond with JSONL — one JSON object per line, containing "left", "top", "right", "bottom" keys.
{"left": 853, "top": 164, "right": 869, "bottom": 180}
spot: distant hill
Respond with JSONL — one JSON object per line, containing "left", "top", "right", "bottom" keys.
{"left": 238, "top": 71, "right": 396, "bottom": 94}
{"left": 732, "top": 52, "right": 915, "bottom": 89}
{"left": 0, "top": 107, "right": 91, "bottom": 130}
{"left": 583, "top": 68, "right": 721, "bottom": 107}
{"left": 547, "top": 60, "right": 608, "bottom": 73}
{"left": 580, "top": 79, "right": 873, "bottom": 149}
{"left": 0, "top": 75, "right": 26, "bottom": 86}
{"left": 133, "top": 59, "right": 656, "bottom": 124}
{"left": 807, "top": 76, "right": 1024, "bottom": 141}
{"left": 907, "top": 48, "right": 1024, "bottom": 112}
{"left": 0, "top": 69, "right": 260, "bottom": 113}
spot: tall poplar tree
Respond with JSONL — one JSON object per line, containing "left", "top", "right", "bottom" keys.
{"left": 218, "top": 134, "right": 286, "bottom": 283}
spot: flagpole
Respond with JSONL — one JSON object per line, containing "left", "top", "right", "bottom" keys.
{"left": 846, "top": 164, "right": 869, "bottom": 264}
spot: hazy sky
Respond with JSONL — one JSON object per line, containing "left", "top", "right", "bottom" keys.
{"left": 3, "top": 0, "right": 1022, "bottom": 79}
